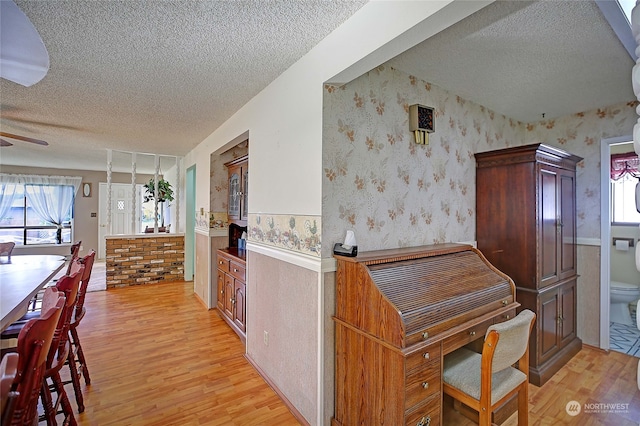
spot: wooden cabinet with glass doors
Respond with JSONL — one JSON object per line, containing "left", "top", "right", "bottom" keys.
{"left": 225, "top": 155, "right": 248, "bottom": 225}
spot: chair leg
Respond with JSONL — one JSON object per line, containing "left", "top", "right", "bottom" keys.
{"left": 66, "top": 350, "right": 84, "bottom": 413}
{"left": 479, "top": 406, "right": 492, "bottom": 426}
{"left": 517, "top": 383, "right": 529, "bottom": 426}
{"left": 40, "top": 379, "right": 57, "bottom": 426}
{"left": 70, "top": 327, "right": 90, "bottom": 385}
{"left": 51, "top": 372, "right": 77, "bottom": 426}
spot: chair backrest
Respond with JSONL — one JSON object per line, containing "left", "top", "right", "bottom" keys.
{"left": 49, "top": 269, "right": 83, "bottom": 366}
{"left": 40, "top": 287, "right": 61, "bottom": 314}
{"left": 484, "top": 309, "right": 536, "bottom": 373}
{"left": 1, "top": 353, "right": 19, "bottom": 424}
{"left": 74, "top": 250, "right": 96, "bottom": 318}
{"left": 65, "top": 241, "right": 82, "bottom": 274}
{"left": 0, "top": 242, "right": 15, "bottom": 256}
{"left": 10, "top": 295, "right": 64, "bottom": 425}
{"left": 70, "top": 241, "right": 81, "bottom": 259}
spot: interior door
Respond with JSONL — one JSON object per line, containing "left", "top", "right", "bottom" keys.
{"left": 98, "top": 183, "right": 142, "bottom": 259}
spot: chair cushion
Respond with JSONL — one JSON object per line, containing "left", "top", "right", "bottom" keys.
{"left": 443, "top": 347, "right": 526, "bottom": 404}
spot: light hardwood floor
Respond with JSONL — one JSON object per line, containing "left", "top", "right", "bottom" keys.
{"left": 70, "top": 281, "right": 300, "bottom": 425}
{"left": 66, "top": 281, "right": 638, "bottom": 425}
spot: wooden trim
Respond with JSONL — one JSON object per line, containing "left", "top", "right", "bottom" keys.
{"left": 223, "top": 153, "right": 248, "bottom": 168}
{"left": 334, "top": 243, "right": 472, "bottom": 265}
{"left": 244, "top": 353, "right": 310, "bottom": 426}
{"left": 582, "top": 342, "right": 609, "bottom": 353}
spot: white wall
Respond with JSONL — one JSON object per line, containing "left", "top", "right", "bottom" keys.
{"left": 181, "top": 2, "right": 495, "bottom": 424}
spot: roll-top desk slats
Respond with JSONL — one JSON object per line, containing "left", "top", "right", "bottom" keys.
{"left": 332, "top": 243, "right": 519, "bottom": 426}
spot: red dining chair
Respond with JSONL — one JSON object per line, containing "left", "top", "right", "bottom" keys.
{"left": 68, "top": 251, "right": 95, "bottom": 389}
{"left": 4, "top": 291, "right": 64, "bottom": 426}
{"left": 65, "top": 241, "right": 82, "bottom": 275}
{"left": 40, "top": 268, "right": 83, "bottom": 424}
{"left": 1, "top": 352, "right": 19, "bottom": 425}
{"left": 29, "top": 240, "right": 81, "bottom": 311}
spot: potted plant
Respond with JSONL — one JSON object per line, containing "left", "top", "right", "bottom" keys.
{"left": 143, "top": 178, "right": 174, "bottom": 228}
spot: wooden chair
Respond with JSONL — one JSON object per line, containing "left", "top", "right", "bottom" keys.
{"left": 0, "top": 242, "right": 15, "bottom": 261}
{"left": 4, "top": 292, "right": 64, "bottom": 426}
{"left": 40, "top": 269, "right": 83, "bottom": 425}
{"left": 1, "top": 352, "right": 19, "bottom": 425}
{"left": 63, "top": 250, "right": 96, "bottom": 411}
{"left": 29, "top": 240, "right": 82, "bottom": 311}
{"left": 70, "top": 251, "right": 95, "bottom": 384}
{"left": 64, "top": 240, "right": 82, "bottom": 275}
{"left": 443, "top": 309, "right": 536, "bottom": 426}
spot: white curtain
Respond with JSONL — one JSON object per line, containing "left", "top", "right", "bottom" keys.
{"left": 0, "top": 174, "right": 20, "bottom": 220}
{"left": 0, "top": 174, "right": 81, "bottom": 242}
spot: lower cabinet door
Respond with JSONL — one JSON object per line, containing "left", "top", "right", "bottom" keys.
{"left": 539, "top": 288, "right": 560, "bottom": 363}
{"left": 234, "top": 280, "right": 246, "bottom": 332}
{"left": 224, "top": 274, "right": 235, "bottom": 319}
{"left": 216, "top": 270, "right": 225, "bottom": 311}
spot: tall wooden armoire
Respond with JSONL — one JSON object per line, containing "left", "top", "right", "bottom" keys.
{"left": 475, "top": 143, "right": 583, "bottom": 386}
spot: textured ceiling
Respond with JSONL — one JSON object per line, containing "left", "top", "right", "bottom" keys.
{"left": 0, "top": 0, "right": 368, "bottom": 172}
{"left": 0, "top": 0, "right": 635, "bottom": 174}
{"left": 387, "top": 0, "right": 634, "bottom": 124}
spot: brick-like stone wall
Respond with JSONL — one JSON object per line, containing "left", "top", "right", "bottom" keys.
{"left": 105, "top": 235, "right": 184, "bottom": 288}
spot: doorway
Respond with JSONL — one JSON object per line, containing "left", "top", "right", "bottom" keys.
{"left": 97, "top": 182, "right": 143, "bottom": 259}
{"left": 184, "top": 165, "right": 196, "bottom": 280}
{"left": 600, "top": 135, "right": 639, "bottom": 355}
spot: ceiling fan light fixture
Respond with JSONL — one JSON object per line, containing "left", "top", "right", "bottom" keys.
{"left": 0, "top": 0, "right": 50, "bottom": 87}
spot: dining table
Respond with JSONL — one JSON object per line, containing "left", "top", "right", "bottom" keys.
{"left": 0, "top": 254, "right": 67, "bottom": 332}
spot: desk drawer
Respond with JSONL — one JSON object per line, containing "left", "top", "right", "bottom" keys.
{"left": 229, "top": 261, "right": 245, "bottom": 281}
{"left": 405, "top": 357, "right": 440, "bottom": 408}
{"left": 495, "top": 309, "right": 516, "bottom": 324}
{"left": 442, "top": 317, "right": 494, "bottom": 355}
{"left": 406, "top": 343, "right": 441, "bottom": 373}
{"left": 217, "top": 256, "right": 230, "bottom": 273}
{"left": 405, "top": 392, "right": 440, "bottom": 426}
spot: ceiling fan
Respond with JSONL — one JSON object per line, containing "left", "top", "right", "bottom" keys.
{"left": 0, "top": 132, "right": 48, "bottom": 147}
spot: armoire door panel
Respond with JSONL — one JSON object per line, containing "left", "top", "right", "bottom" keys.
{"left": 539, "top": 289, "right": 560, "bottom": 362}
{"left": 559, "top": 173, "right": 576, "bottom": 278}
{"left": 540, "top": 168, "right": 559, "bottom": 286}
{"left": 560, "top": 281, "right": 576, "bottom": 345}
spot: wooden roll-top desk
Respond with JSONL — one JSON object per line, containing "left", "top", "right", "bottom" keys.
{"left": 332, "top": 243, "right": 519, "bottom": 426}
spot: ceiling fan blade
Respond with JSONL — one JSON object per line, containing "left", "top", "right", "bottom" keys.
{"left": 0, "top": 132, "right": 48, "bottom": 146}
{"left": 0, "top": 139, "right": 14, "bottom": 147}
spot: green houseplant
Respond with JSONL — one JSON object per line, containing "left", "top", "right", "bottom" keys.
{"left": 144, "top": 178, "right": 174, "bottom": 228}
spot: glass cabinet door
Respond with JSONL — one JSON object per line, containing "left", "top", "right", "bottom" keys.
{"left": 228, "top": 171, "right": 240, "bottom": 219}
{"left": 241, "top": 168, "right": 248, "bottom": 220}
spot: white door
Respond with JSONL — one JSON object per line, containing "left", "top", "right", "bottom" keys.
{"left": 98, "top": 183, "right": 143, "bottom": 259}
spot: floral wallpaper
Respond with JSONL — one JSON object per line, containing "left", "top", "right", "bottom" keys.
{"left": 322, "top": 65, "right": 636, "bottom": 258}
{"left": 524, "top": 104, "right": 636, "bottom": 238}
{"left": 248, "top": 213, "right": 321, "bottom": 257}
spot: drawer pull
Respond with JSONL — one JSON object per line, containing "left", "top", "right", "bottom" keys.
{"left": 505, "top": 314, "right": 510, "bottom": 320}
{"left": 469, "top": 331, "right": 476, "bottom": 336}
{"left": 421, "top": 382, "right": 429, "bottom": 389}
{"left": 219, "top": 261, "right": 224, "bottom": 265}
{"left": 502, "top": 300, "right": 508, "bottom": 305}
{"left": 220, "top": 290, "right": 224, "bottom": 295}
{"left": 233, "top": 268, "right": 239, "bottom": 272}
{"left": 417, "top": 416, "right": 431, "bottom": 426}
{"left": 422, "top": 332, "right": 429, "bottom": 339}
{"left": 422, "top": 352, "right": 430, "bottom": 359}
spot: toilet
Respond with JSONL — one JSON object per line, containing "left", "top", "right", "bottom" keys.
{"left": 610, "top": 280, "right": 640, "bottom": 325}
{"left": 610, "top": 241, "right": 640, "bottom": 326}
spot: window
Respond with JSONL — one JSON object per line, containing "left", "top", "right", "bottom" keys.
{"left": 611, "top": 176, "right": 640, "bottom": 224}
{"left": 0, "top": 174, "right": 80, "bottom": 245}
